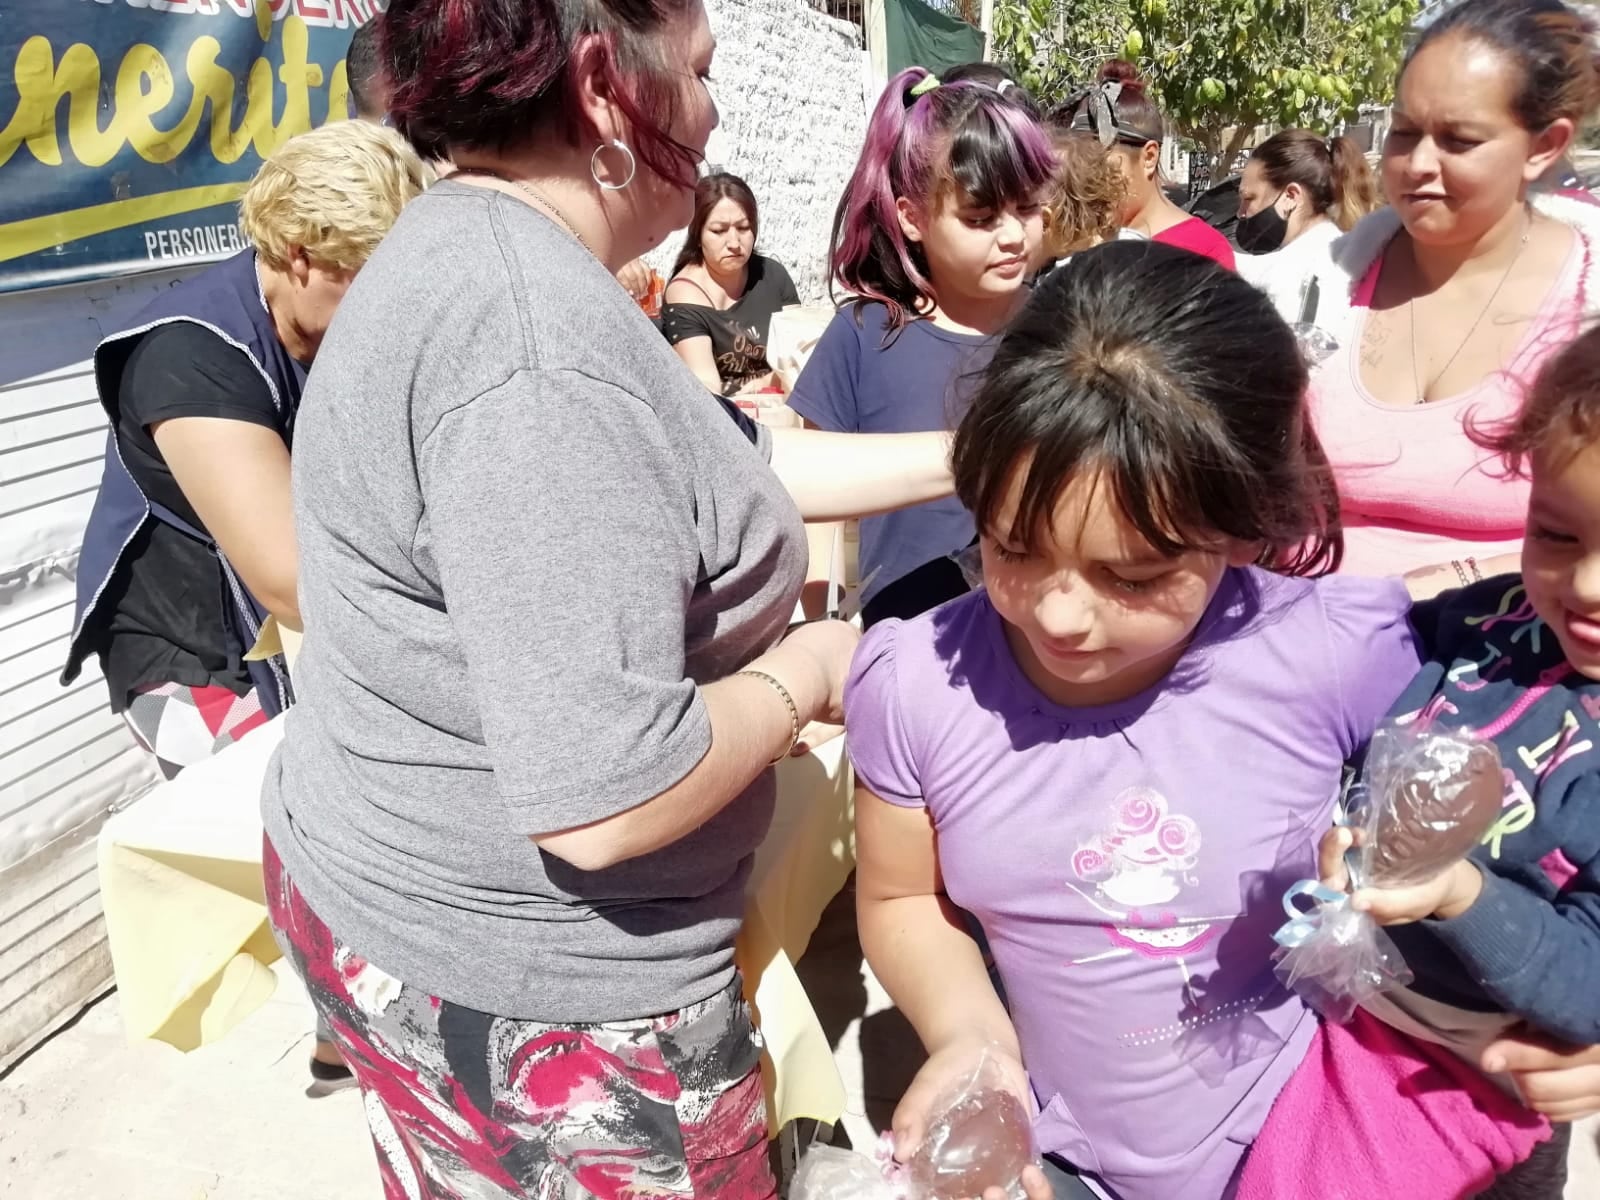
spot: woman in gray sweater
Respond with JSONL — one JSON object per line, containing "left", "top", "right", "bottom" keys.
{"left": 258, "top": 1, "right": 1011, "bottom": 1197}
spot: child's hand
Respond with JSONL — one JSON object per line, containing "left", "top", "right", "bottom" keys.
{"left": 1319, "top": 827, "right": 1485, "bottom": 924}
{"left": 892, "top": 1038, "right": 1032, "bottom": 1163}
{"left": 1316, "top": 825, "right": 1358, "bottom": 891}
{"left": 1484, "top": 1030, "right": 1600, "bottom": 1121}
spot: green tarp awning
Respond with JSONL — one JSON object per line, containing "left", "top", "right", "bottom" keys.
{"left": 883, "top": 0, "right": 985, "bottom": 77}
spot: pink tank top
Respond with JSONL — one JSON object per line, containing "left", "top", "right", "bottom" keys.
{"left": 1308, "top": 238, "right": 1584, "bottom": 577}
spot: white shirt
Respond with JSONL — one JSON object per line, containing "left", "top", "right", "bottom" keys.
{"left": 1236, "top": 219, "right": 1342, "bottom": 323}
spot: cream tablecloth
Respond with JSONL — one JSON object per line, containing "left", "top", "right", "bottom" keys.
{"left": 97, "top": 715, "right": 856, "bottom": 1131}
{"left": 767, "top": 305, "right": 836, "bottom": 395}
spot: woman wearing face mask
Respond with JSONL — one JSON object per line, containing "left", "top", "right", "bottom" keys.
{"left": 1065, "top": 60, "right": 1235, "bottom": 268}
{"left": 1287, "top": 0, "right": 1600, "bottom": 593}
{"left": 1234, "top": 129, "right": 1379, "bottom": 321}
{"left": 662, "top": 172, "right": 799, "bottom": 395}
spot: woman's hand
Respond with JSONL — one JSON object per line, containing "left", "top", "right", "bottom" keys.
{"left": 1403, "top": 552, "right": 1521, "bottom": 600}
{"left": 892, "top": 1039, "right": 1032, "bottom": 1162}
{"left": 1402, "top": 561, "right": 1457, "bottom": 601}
{"left": 892, "top": 1040, "right": 1051, "bottom": 1200}
{"left": 615, "top": 258, "right": 652, "bottom": 299}
{"left": 792, "top": 720, "right": 843, "bottom": 756}
{"left": 735, "top": 371, "right": 778, "bottom": 395}
{"left": 1484, "top": 1032, "right": 1600, "bottom": 1121}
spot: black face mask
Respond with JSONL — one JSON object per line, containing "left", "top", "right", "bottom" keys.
{"left": 1236, "top": 194, "right": 1291, "bottom": 254}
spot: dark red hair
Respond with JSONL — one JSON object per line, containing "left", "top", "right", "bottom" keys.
{"left": 1473, "top": 323, "right": 1600, "bottom": 476}
{"left": 382, "top": 0, "right": 702, "bottom": 185}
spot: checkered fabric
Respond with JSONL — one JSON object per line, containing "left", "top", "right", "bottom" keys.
{"left": 123, "top": 682, "right": 269, "bottom": 780}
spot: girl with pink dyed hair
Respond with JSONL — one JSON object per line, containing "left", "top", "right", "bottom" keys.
{"left": 788, "top": 65, "right": 1056, "bottom": 629}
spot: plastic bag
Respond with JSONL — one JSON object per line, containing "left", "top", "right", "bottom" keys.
{"left": 1272, "top": 723, "right": 1503, "bottom": 1022}
{"left": 789, "top": 1144, "right": 899, "bottom": 1200}
{"left": 790, "top": 1047, "right": 1039, "bottom": 1200}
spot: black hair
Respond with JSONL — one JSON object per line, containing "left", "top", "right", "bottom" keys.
{"left": 953, "top": 240, "right": 1340, "bottom": 576}
{"left": 1056, "top": 59, "right": 1164, "bottom": 146}
{"left": 672, "top": 172, "right": 760, "bottom": 276}
{"left": 941, "top": 61, "right": 1044, "bottom": 121}
{"left": 829, "top": 67, "right": 1056, "bottom": 329}
{"left": 1250, "top": 129, "right": 1379, "bottom": 230}
{"left": 346, "top": 18, "right": 387, "bottom": 121}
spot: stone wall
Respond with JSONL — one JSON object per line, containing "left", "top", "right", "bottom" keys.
{"left": 648, "top": 0, "right": 867, "bottom": 302}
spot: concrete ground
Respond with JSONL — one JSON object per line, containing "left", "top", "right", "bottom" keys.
{"left": 2, "top": 882, "right": 1597, "bottom": 1199}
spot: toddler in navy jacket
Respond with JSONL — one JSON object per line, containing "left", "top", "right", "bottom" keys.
{"left": 1321, "top": 326, "right": 1600, "bottom": 1195}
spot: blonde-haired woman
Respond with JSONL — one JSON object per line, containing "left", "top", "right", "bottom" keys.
{"left": 62, "top": 119, "right": 428, "bottom": 1088}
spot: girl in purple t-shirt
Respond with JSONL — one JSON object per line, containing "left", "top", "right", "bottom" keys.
{"left": 846, "top": 242, "right": 1423, "bottom": 1200}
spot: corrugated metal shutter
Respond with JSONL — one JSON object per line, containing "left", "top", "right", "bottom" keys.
{"left": 0, "top": 267, "right": 196, "bottom": 1068}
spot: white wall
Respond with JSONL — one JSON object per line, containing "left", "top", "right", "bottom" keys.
{"left": 0, "top": 270, "right": 184, "bottom": 1068}
{"left": 651, "top": 0, "right": 867, "bottom": 301}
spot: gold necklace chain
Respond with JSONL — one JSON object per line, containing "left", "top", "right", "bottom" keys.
{"left": 1407, "top": 211, "right": 1531, "bottom": 405}
{"left": 452, "top": 168, "right": 591, "bottom": 254}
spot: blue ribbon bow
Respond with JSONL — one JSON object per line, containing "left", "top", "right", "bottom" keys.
{"left": 1272, "top": 879, "right": 1348, "bottom": 949}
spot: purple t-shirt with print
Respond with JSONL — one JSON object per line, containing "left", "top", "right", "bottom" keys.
{"left": 844, "top": 568, "right": 1420, "bottom": 1200}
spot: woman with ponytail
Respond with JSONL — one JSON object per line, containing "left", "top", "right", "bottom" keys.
{"left": 1064, "top": 60, "right": 1235, "bottom": 267}
{"left": 1235, "top": 129, "right": 1378, "bottom": 319}
{"left": 788, "top": 65, "right": 1056, "bottom": 627}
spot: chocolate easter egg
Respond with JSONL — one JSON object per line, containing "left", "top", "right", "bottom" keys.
{"left": 905, "top": 1088, "right": 1033, "bottom": 1200}
{"left": 1367, "top": 733, "right": 1503, "bottom": 887}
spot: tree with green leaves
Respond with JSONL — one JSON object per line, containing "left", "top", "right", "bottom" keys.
{"left": 992, "top": 0, "right": 1132, "bottom": 103}
{"left": 995, "top": 0, "right": 1418, "bottom": 165}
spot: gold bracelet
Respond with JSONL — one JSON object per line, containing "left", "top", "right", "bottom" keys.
{"left": 736, "top": 670, "right": 800, "bottom": 764}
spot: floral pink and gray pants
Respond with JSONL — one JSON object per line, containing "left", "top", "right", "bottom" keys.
{"left": 263, "top": 837, "right": 777, "bottom": 1200}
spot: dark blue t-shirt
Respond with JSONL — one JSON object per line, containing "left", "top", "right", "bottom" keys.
{"left": 1384, "top": 574, "right": 1600, "bottom": 1045}
{"left": 787, "top": 301, "right": 992, "bottom": 606}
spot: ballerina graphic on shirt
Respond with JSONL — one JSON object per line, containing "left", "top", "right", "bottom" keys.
{"left": 1065, "top": 786, "right": 1231, "bottom": 1002}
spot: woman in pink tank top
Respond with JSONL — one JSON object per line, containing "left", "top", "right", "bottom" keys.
{"left": 1284, "top": 1, "right": 1600, "bottom": 588}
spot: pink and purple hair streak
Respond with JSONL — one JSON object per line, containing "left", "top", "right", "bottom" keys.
{"left": 829, "top": 66, "right": 1057, "bottom": 330}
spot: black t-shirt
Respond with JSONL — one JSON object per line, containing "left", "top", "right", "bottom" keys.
{"left": 659, "top": 255, "right": 800, "bottom": 394}
{"left": 95, "top": 322, "right": 287, "bottom": 710}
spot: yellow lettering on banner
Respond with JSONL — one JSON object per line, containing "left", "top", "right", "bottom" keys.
{"left": 274, "top": 18, "right": 325, "bottom": 152}
{"left": 117, "top": 45, "right": 179, "bottom": 164}
{"left": 0, "top": 182, "right": 248, "bottom": 264}
{"left": 243, "top": 56, "right": 279, "bottom": 160}
{"left": 1, "top": 38, "right": 110, "bottom": 168}
{"left": 0, "top": 18, "right": 337, "bottom": 171}
{"left": 0, "top": 17, "right": 349, "bottom": 262}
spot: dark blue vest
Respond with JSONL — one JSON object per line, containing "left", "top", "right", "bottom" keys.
{"left": 60, "top": 250, "right": 305, "bottom": 716}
